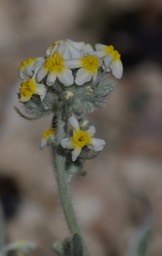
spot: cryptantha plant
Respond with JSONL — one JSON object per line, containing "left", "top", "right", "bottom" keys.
{"left": 16, "top": 39, "right": 123, "bottom": 256}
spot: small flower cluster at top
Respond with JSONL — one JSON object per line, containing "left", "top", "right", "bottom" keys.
{"left": 18, "top": 39, "right": 123, "bottom": 161}
{"left": 19, "top": 39, "right": 123, "bottom": 103}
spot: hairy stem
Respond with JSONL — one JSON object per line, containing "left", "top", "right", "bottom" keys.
{"left": 53, "top": 111, "right": 89, "bottom": 256}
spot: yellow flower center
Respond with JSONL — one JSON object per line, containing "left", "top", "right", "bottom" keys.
{"left": 20, "top": 58, "right": 36, "bottom": 70}
{"left": 80, "top": 55, "right": 100, "bottom": 74}
{"left": 20, "top": 79, "right": 37, "bottom": 100}
{"left": 44, "top": 52, "right": 65, "bottom": 73}
{"left": 42, "top": 128, "right": 56, "bottom": 140}
{"left": 112, "top": 50, "right": 121, "bottom": 62}
{"left": 104, "top": 45, "right": 120, "bottom": 61}
{"left": 104, "top": 45, "right": 114, "bottom": 55}
{"left": 72, "top": 129, "right": 91, "bottom": 149}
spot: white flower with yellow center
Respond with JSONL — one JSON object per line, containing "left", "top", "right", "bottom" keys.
{"left": 19, "top": 57, "right": 44, "bottom": 80}
{"left": 36, "top": 52, "right": 74, "bottom": 86}
{"left": 40, "top": 128, "right": 56, "bottom": 150}
{"left": 95, "top": 44, "right": 123, "bottom": 79}
{"left": 67, "top": 55, "right": 101, "bottom": 85}
{"left": 19, "top": 78, "right": 46, "bottom": 102}
{"left": 61, "top": 115, "right": 106, "bottom": 161}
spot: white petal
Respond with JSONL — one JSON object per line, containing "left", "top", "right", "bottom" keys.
{"left": 58, "top": 69, "right": 74, "bottom": 86}
{"left": 36, "top": 68, "right": 47, "bottom": 82}
{"left": 61, "top": 138, "right": 73, "bottom": 149}
{"left": 50, "top": 134, "right": 55, "bottom": 142}
{"left": 94, "top": 50, "right": 105, "bottom": 58}
{"left": 19, "top": 70, "right": 29, "bottom": 80}
{"left": 72, "top": 148, "right": 81, "bottom": 161}
{"left": 82, "top": 44, "right": 94, "bottom": 54}
{"left": 95, "top": 43, "right": 106, "bottom": 51}
{"left": 46, "top": 42, "right": 59, "bottom": 56}
{"left": 69, "top": 115, "right": 79, "bottom": 130}
{"left": 88, "top": 50, "right": 100, "bottom": 57}
{"left": 58, "top": 43, "right": 67, "bottom": 57}
{"left": 65, "top": 59, "right": 81, "bottom": 69}
{"left": 67, "top": 40, "right": 85, "bottom": 51}
{"left": 34, "top": 57, "right": 45, "bottom": 69}
{"left": 66, "top": 40, "right": 93, "bottom": 57}
{"left": 91, "top": 138, "right": 106, "bottom": 151}
{"left": 46, "top": 46, "right": 52, "bottom": 56}
{"left": 62, "top": 47, "right": 72, "bottom": 60}
{"left": 46, "top": 73, "right": 57, "bottom": 86}
{"left": 50, "top": 47, "right": 59, "bottom": 56}
{"left": 64, "top": 43, "right": 82, "bottom": 59}
{"left": 40, "top": 139, "right": 47, "bottom": 150}
{"left": 36, "top": 84, "right": 47, "bottom": 101}
{"left": 104, "top": 55, "right": 113, "bottom": 67}
{"left": 69, "top": 47, "right": 82, "bottom": 59}
{"left": 75, "top": 68, "right": 92, "bottom": 86}
{"left": 25, "top": 65, "right": 34, "bottom": 77}
{"left": 87, "top": 126, "right": 96, "bottom": 136}
{"left": 110, "top": 60, "right": 123, "bottom": 79}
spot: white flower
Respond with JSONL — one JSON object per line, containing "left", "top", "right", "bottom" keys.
{"left": 19, "top": 57, "right": 44, "bottom": 80}
{"left": 46, "top": 41, "right": 59, "bottom": 57}
{"left": 19, "top": 78, "right": 46, "bottom": 102}
{"left": 40, "top": 128, "right": 56, "bottom": 150}
{"left": 61, "top": 115, "right": 106, "bottom": 161}
{"left": 46, "top": 39, "right": 94, "bottom": 60}
{"left": 95, "top": 44, "right": 123, "bottom": 79}
{"left": 66, "top": 39, "right": 94, "bottom": 55}
{"left": 67, "top": 55, "right": 101, "bottom": 85}
{"left": 46, "top": 40, "right": 82, "bottom": 60}
{"left": 36, "top": 52, "right": 74, "bottom": 86}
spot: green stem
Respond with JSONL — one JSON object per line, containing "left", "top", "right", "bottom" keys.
{"left": 53, "top": 111, "right": 89, "bottom": 256}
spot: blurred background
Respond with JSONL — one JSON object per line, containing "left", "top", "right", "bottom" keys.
{"left": 0, "top": 0, "right": 162, "bottom": 255}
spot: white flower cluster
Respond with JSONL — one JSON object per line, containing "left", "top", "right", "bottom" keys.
{"left": 18, "top": 39, "right": 123, "bottom": 161}
{"left": 18, "top": 39, "right": 123, "bottom": 103}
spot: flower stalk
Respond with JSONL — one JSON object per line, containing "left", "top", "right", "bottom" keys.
{"left": 54, "top": 111, "right": 80, "bottom": 235}
{"left": 53, "top": 111, "right": 89, "bottom": 256}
